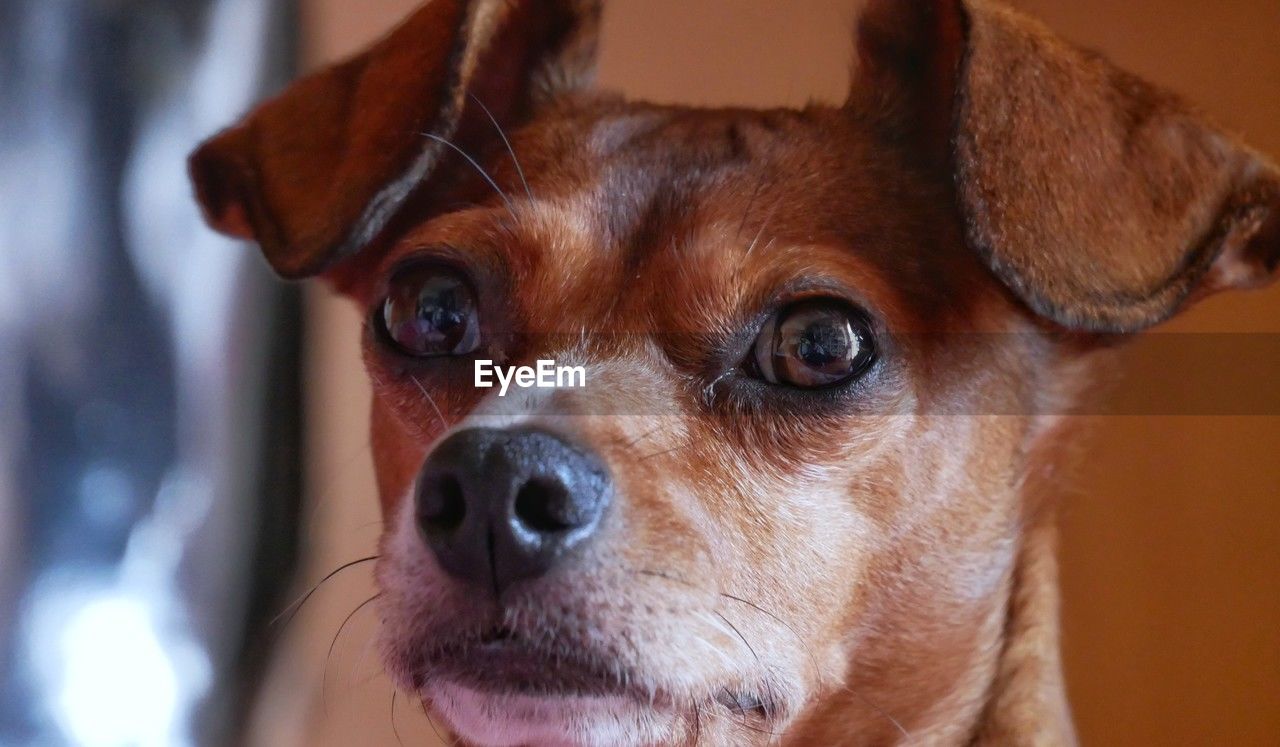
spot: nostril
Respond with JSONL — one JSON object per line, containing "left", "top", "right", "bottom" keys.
{"left": 514, "top": 479, "right": 575, "bottom": 533}
{"left": 414, "top": 427, "right": 613, "bottom": 593}
{"left": 420, "top": 474, "right": 467, "bottom": 532}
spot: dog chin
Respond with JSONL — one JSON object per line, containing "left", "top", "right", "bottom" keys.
{"left": 426, "top": 682, "right": 679, "bottom": 747}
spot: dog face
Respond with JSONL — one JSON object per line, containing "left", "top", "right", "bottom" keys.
{"left": 190, "top": 0, "right": 1279, "bottom": 744}
{"left": 359, "top": 102, "right": 1034, "bottom": 744}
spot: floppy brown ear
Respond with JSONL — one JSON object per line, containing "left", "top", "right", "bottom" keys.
{"left": 853, "top": 0, "right": 1280, "bottom": 333}
{"left": 188, "top": 0, "right": 600, "bottom": 279}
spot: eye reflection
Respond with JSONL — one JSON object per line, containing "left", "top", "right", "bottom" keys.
{"left": 380, "top": 265, "right": 481, "bottom": 357}
{"left": 752, "top": 299, "right": 876, "bottom": 388}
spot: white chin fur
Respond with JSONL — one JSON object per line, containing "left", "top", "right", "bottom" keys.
{"left": 428, "top": 682, "right": 680, "bottom": 747}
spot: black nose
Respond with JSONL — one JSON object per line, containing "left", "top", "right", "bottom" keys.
{"left": 415, "top": 427, "right": 612, "bottom": 594}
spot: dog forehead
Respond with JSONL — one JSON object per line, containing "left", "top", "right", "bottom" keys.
{"left": 504, "top": 100, "right": 981, "bottom": 331}
{"left": 517, "top": 101, "right": 848, "bottom": 251}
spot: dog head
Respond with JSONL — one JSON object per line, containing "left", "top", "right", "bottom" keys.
{"left": 190, "top": 0, "right": 1279, "bottom": 743}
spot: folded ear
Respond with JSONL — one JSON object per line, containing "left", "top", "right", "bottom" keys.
{"left": 189, "top": 0, "right": 600, "bottom": 279}
{"left": 852, "top": 0, "right": 1280, "bottom": 332}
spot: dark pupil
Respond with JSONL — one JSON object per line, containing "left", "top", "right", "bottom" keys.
{"left": 385, "top": 271, "right": 474, "bottom": 353}
{"left": 417, "top": 286, "right": 466, "bottom": 342}
{"left": 795, "top": 320, "right": 852, "bottom": 371}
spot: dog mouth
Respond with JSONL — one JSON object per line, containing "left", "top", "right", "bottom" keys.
{"left": 409, "top": 625, "right": 775, "bottom": 721}
{"left": 417, "top": 625, "right": 649, "bottom": 700}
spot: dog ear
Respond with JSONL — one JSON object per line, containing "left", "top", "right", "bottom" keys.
{"left": 852, "top": 0, "right": 1280, "bottom": 332}
{"left": 188, "top": 0, "right": 600, "bottom": 279}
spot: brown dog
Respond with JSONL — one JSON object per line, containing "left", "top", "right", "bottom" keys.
{"left": 189, "top": 0, "right": 1279, "bottom": 744}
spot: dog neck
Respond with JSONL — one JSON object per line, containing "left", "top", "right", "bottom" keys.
{"left": 787, "top": 512, "right": 1076, "bottom": 745}
{"left": 968, "top": 517, "right": 1076, "bottom": 745}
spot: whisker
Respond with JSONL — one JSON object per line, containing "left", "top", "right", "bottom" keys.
{"left": 410, "top": 374, "right": 447, "bottom": 429}
{"left": 720, "top": 591, "right": 908, "bottom": 739}
{"left": 633, "top": 567, "right": 692, "bottom": 586}
{"left": 745, "top": 198, "right": 783, "bottom": 259}
{"left": 712, "top": 610, "right": 760, "bottom": 665}
{"left": 700, "top": 691, "right": 784, "bottom": 738}
{"left": 618, "top": 426, "right": 663, "bottom": 451}
{"left": 687, "top": 616, "right": 745, "bottom": 672}
{"left": 684, "top": 627, "right": 736, "bottom": 669}
{"left": 421, "top": 132, "right": 516, "bottom": 216}
{"left": 421, "top": 700, "right": 457, "bottom": 746}
{"left": 323, "top": 593, "right": 382, "bottom": 711}
{"left": 391, "top": 690, "right": 406, "bottom": 747}
{"left": 470, "top": 92, "right": 533, "bottom": 203}
{"left": 639, "top": 445, "right": 681, "bottom": 462}
{"left": 270, "top": 555, "right": 380, "bottom": 630}
{"left": 352, "top": 630, "right": 382, "bottom": 686}
{"left": 716, "top": 591, "right": 819, "bottom": 676}
{"left": 843, "top": 686, "right": 909, "bottom": 740}
{"left": 632, "top": 568, "right": 902, "bottom": 737}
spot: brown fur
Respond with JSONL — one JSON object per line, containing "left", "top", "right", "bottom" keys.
{"left": 188, "top": 0, "right": 1278, "bottom": 744}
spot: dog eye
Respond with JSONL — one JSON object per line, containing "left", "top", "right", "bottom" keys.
{"left": 380, "top": 265, "right": 481, "bottom": 357}
{"left": 751, "top": 300, "right": 876, "bottom": 388}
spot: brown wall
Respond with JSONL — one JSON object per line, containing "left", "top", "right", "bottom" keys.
{"left": 1010, "top": 2, "right": 1280, "bottom": 745}
{"left": 287, "top": 2, "right": 1280, "bottom": 744}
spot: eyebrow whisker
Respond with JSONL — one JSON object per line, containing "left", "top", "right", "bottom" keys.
{"left": 745, "top": 198, "right": 783, "bottom": 259}
{"left": 421, "top": 131, "right": 517, "bottom": 217}
{"left": 470, "top": 92, "right": 534, "bottom": 203}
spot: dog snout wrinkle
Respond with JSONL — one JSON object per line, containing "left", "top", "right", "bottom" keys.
{"left": 416, "top": 427, "right": 612, "bottom": 595}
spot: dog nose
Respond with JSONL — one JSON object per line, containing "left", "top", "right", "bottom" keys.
{"left": 415, "top": 427, "right": 612, "bottom": 594}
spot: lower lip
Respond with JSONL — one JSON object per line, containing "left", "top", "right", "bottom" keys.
{"left": 424, "top": 682, "right": 678, "bottom": 747}
{"left": 426, "top": 640, "right": 639, "bottom": 699}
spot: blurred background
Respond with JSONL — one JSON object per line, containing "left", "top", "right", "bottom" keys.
{"left": 1, "top": 1, "right": 1276, "bottom": 746}
{"left": 0, "top": 1, "right": 303, "bottom": 745}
